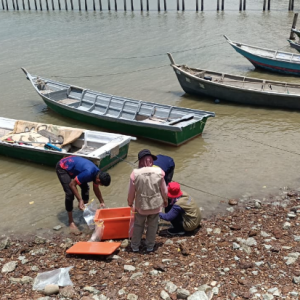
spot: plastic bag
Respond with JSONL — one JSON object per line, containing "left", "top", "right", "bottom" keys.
{"left": 83, "top": 199, "right": 99, "bottom": 230}
{"left": 89, "top": 220, "right": 105, "bottom": 242}
{"left": 32, "top": 266, "right": 73, "bottom": 291}
{"left": 128, "top": 207, "right": 135, "bottom": 240}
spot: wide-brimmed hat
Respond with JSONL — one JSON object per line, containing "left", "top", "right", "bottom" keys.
{"left": 168, "top": 182, "right": 183, "bottom": 198}
{"left": 135, "top": 149, "right": 157, "bottom": 162}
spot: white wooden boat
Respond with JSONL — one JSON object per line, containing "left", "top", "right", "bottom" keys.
{"left": 0, "top": 117, "right": 135, "bottom": 170}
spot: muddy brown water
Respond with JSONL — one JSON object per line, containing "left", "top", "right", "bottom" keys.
{"left": 1, "top": 3, "right": 300, "bottom": 235}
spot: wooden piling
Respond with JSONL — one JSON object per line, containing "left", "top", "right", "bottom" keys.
{"left": 182, "top": 0, "right": 184, "bottom": 11}
{"left": 146, "top": 0, "right": 149, "bottom": 11}
{"left": 217, "top": 0, "right": 219, "bottom": 11}
{"left": 78, "top": 0, "right": 81, "bottom": 10}
{"left": 288, "top": 0, "right": 291, "bottom": 10}
{"left": 164, "top": 0, "right": 166, "bottom": 11}
{"left": 45, "top": 0, "right": 49, "bottom": 10}
{"left": 107, "top": 0, "right": 110, "bottom": 10}
{"left": 12, "top": 0, "right": 15, "bottom": 10}
{"left": 221, "top": 0, "right": 224, "bottom": 10}
{"left": 239, "top": 0, "right": 242, "bottom": 11}
{"left": 34, "top": 0, "right": 37, "bottom": 10}
{"left": 243, "top": 0, "right": 246, "bottom": 10}
{"left": 27, "top": 0, "right": 30, "bottom": 10}
{"left": 131, "top": 0, "right": 133, "bottom": 11}
{"left": 92, "top": 0, "right": 95, "bottom": 10}
{"left": 16, "top": 0, "right": 19, "bottom": 10}
{"left": 84, "top": 0, "right": 87, "bottom": 10}
{"left": 158, "top": 0, "right": 160, "bottom": 11}
{"left": 1, "top": 0, "right": 4, "bottom": 9}
{"left": 5, "top": 0, "right": 8, "bottom": 9}
{"left": 201, "top": 0, "right": 203, "bottom": 11}
{"left": 123, "top": 0, "right": 125, "bottom": 11}
{"left": 267, "top": 0, "right": 270, "bottom": 10}
{"left": 39, "top": 0, "right": 42, "bottom": 10}
{"left": 196, "top": 0, "right": 198, "bottom": 11}
{"left": 140, "top": 0, "right": 142, "bottom": 11}
{"left": 51, "top": 0, "right": 54, "bottom": 10}
{"left": 290, "top": 13, "right": 298, "bottom": 40}
{"left": 58, "top": 0, "right": 61, "bottom": 10}
{"left": 70, "top": 0, "right": 73, "bottom": 10}
{"left": 292, "top": 0, "right": 294, "bottom": 10}
{"left": 263, "top": 0, "right": 266, "bottom": 11}
{"left": 114, "top": 0, "right": 117, "bottom": 10}
{"left": 177, "top": 0, "right": 179, "bottom": 10}
{"left": 99, "top": 0, "right": 102, "bottom": 10}
{"left": 22, "top": 0, "right": 25, "bottom": 9}
{"left": 65, "top": 0, "right": 67, "bottom": 10}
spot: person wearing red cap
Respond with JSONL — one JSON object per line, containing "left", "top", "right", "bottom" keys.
{"left": 159, "top": 182, "right": 201, "bottom": 235}
{"left": 128, "top": 149, "right": 168, "bottom": 252}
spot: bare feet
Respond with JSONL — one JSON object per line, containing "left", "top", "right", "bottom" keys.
{"left": 69, "top": 222, "right": 81, "bottom": 235}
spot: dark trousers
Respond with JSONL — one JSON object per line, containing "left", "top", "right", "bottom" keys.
{"left": 56, "top": 163, "right": 89, "bottom": 212}
{"left": 164, "top": 166, "right": 175, "bottom": 186}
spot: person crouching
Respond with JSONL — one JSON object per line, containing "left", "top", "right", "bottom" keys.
{"left": 159, "top": 182, "right": 201, "bottom": 235}
{"left": 127, "top": 149, "right": 168, "bottom": 252}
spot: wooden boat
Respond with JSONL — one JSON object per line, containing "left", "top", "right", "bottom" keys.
{"left": 291, "top": 28, "right": 300, "bottom": 39}
{"left": 167, "top": 53, "right": 300, "bottom": 110}
{"left": 21, "top": 68, "right": 215, "bottom": 146}
{"left": 0, "top": 117, "right": 135, "bottom": 170}
{"left": 288, "top": 39, "right": 300, "bottom": 53}
{"left": 224, "top": 35, "right": 300, "bottom": 76}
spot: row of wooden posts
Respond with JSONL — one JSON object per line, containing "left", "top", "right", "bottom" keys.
{"left": 1, "top": 0, "right": 296, "bottom": 12}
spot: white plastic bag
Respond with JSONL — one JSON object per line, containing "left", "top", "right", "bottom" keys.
{"left": 128, "top": 207, "right": 135, "bottom": 240}
{"left": 89, "top": 220, "right": 105, "bottom": 242}
{"left": 83, "top": 199, "right": 99, "bottom": 230}
{"left": 32, "top": 266, "right": 73, "bottom": 291}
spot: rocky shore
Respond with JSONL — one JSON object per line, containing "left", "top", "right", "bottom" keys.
{"left": 1, "top": 188, "right": 300, "bottom": 300}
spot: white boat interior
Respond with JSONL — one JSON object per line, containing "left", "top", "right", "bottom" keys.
{"left": 0, "top": 117, "right": 134, "bottom": 159}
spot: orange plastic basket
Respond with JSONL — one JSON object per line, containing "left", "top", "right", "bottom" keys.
{"left": 94, "top": 207, "right": 132, "bottom": 240}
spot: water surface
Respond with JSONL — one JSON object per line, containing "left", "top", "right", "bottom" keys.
{"left": 1, "top": 2, "right": 300, "bottom": 234}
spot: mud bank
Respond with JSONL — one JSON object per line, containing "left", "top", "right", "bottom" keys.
{"left": 1, "top": 188, "right": 300, "bottom": 300}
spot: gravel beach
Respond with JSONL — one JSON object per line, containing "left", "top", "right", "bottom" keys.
{"left": 1, "top": 188, "right": 300, "bottom": 300}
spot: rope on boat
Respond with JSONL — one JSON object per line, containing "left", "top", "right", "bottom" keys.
{"left": 106, "top": 41, "right": 226, "bottom": 60}
{"left": 50, "top": 64, "right": 170, "bottom": 78}
{"left": 176, "top": 182, "right": 229, "bottom": 200}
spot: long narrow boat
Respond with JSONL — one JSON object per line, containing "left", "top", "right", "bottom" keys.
{"left": 224, "top": 35, "right": 300, "bottom": 76}
{"left": 21, "top": 69, "right": 215, "bottom": 146}
{"left": 288, "top": 39, "right": 300, "bottom": 53}
{"left": 291, "top": 28, "right": 300, "bottom": 39}
{"left": 167, "top": 53, "right": 300, "bottom": 110}
{"left": 0, "top": 117, "right": 135, "bottom": 170}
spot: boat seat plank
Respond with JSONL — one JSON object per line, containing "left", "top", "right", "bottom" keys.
{"left": 77, "top": 106, "right": 90, "bottom": 111}
{"left": 58, "top": 99, "right": 80, "bottom": 105}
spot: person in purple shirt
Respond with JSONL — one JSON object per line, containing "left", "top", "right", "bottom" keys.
{"left": 56, "top": 156, "right": 111, "bottom": 231}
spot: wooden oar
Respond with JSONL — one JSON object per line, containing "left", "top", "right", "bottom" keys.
{"left": 168, "top": 114, "right": 194, "bottom": 125}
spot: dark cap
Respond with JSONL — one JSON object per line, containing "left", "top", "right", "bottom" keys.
{"left": 136, "top": 149, "right": 157, "bottom": 162}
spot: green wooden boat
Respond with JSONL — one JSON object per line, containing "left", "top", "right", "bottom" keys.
{"left": 292, "top": 28, "right": 300, "bottom": 39}
{"left": 0, "top": 117, "right": 135, "bottom": 170}
{"left": 22, "top": 68, "right": 215, "bottom": 146}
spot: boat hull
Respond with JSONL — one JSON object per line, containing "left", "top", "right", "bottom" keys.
{"left": 232, "top": 44, "right": 300, "bottom": 76}
{"left": 42, "top": 97, "right": 208, "bottom": 146}
{"left": 0, "top": 139, "right": 129, "bottom": 171}
{"left": 288, "top": 39, "right": 300, "bottom": 53}
{"left": 173, "top": 67, "right": 300, "bottom": 110}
